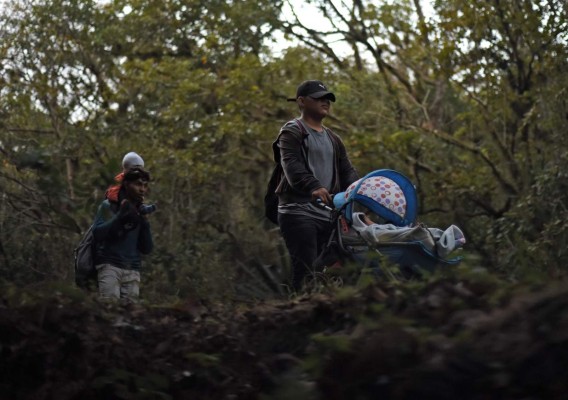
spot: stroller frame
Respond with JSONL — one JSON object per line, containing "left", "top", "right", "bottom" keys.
{"left": 315, "top": 207, "right": 462, "bottom": 280}
{"left": 315, "top": 169, "right": 463, "bottom": 278}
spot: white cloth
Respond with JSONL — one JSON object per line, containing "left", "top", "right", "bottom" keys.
{"left": 351, "top": 212, "right": 466, "bottom": 258}
{"left": 428, "top": 224, "right": 466, "bottom": 258}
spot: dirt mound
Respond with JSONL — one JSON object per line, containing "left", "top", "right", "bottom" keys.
{"left": 1, "top": 278, "right": 568, "bottom": 399}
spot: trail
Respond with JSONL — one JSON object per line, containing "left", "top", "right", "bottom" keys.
{"left": 1, "top": 278, "right": 568, "bottom": 399}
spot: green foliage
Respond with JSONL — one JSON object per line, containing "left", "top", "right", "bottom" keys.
{"left": 1, "top": 0, "right": 567, "bottom": 301}
{"left": 0, "top": 280, "right": 96, "bottom": 306}
{"left": 92, "top": 369, "right": 172, "bottom": 400}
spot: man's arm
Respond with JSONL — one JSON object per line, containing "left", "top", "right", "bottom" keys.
{"left": 92, "top": 200, "right": 138, "bottom": 241}
{"left": 137, "top": 218, "right": 153, "bottom": 254}
{"left": 278, "top": 129, "right": 322, "bottom": 195}
{"left": 92, "top": 201, "right": 121, "bottom": 241}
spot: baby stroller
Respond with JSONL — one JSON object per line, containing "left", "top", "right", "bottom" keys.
{"left": 314, "top": 169, "right": 464, "bottom": 280}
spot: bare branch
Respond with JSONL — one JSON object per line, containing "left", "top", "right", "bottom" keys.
{"left": 406, "top": 124, "right": 519, "bottom": 196}
{"left": 3, "top": 128, "right": 56, "bottom": 134}
{"left": 282, "top": 1, "right": 346, "bottom": 66}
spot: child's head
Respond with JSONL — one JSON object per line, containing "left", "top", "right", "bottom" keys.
{"left": 122, "top": 152, "right": 144, "bottom": 171}
{"left": 352, "top": 203, "right": 391, "bottom": 225}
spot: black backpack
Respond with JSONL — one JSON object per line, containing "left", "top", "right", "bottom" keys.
{"left": 73, "top": 202, "right": 118, "bottom": 288}
{"left": 73, "top": 224, "right": 97, "bottom": 288}
{"left": 264, "top": 119, "right": 307, "bottom": 225}
{"left": 264, "top": 163, "right": 283, "bottom": 224}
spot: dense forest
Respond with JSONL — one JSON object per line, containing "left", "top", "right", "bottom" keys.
{"left": 1, "top": 0, "right": 567, "bottom": 398}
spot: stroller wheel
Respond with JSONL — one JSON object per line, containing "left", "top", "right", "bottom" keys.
{"left": 328, "top": 275, "right": 344, "bottom": 288}
{"left": 302, "top": 270, "right": 344, "bottom": 293}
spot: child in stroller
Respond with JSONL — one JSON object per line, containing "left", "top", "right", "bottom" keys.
{"left": 313, "top": 169, "right": 466, "bottom": 279}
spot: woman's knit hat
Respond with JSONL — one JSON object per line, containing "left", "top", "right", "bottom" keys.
{"left": 122, "top": 152, "right": 144, "bottom": 171}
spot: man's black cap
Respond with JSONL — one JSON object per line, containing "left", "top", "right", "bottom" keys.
{"left": 287, "top": 80, "right": 336, "bottom": 102}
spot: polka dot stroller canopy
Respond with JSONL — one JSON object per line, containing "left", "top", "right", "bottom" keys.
{"left": 333, "top": 169, "right": 418, "bottom": 227}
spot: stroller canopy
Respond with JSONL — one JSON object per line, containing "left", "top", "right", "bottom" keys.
{"left": 333, "top": 169, "right": 418, "bottom": 227}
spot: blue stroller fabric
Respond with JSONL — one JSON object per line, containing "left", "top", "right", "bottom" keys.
{"left": 333, "top": 169, "right": 418, "bottom": 226}
{"left": 315, "top": 169, "right": 463, "bottom": 276}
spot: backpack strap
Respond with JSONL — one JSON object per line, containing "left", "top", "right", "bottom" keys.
{"left": 293, "top": 118, "right": 308, "bottom": 136}
{"left": 273, "top": 118, "right": 309, "bottom": 164}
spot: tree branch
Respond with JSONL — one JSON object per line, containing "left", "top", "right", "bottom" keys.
{"left": 406, "top": 124, "right": 519, "bottom": 196}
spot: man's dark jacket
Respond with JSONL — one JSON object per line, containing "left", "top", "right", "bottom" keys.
{"left": 93, "top": 188, "right": 153, "bottom": 270}
{"left": 273, "top": 119, "right": 359, "bottom": 204}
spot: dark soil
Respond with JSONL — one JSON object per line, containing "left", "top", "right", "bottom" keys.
{"left": 1, "top": 276, "right": 568, "bottom": 400}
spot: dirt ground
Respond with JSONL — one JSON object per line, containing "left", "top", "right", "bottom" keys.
{"left": 1, "top": 276, "right": 568, "bottom": 399}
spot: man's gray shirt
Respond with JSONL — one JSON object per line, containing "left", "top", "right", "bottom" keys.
{"left": 304, "top": 122, "right": 334, "bottom": 191}
{"left": 278, "top": 119, "right": 334, "bottom": 221}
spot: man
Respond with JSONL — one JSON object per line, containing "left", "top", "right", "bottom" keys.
{"left": 93, "top": 166, "right": 154, "bottom": 302}
{"left": 274, "top": 79, "right": 359, "bottom": 291}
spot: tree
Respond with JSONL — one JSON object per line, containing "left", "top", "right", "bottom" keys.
{"left": 1, "top": 0, "right": 567, "bottom": 298}
{"left": 0, "top": 0, "right": 291, "bottom": 297}
{"left": 281, "top": 0, "right": 568, "bottom": 273}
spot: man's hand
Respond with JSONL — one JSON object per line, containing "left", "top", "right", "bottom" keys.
{"left": 118, "top": 199, "right": 139, "bottom": 223}
{"left": 311, "top": 187, "right": 332, "bottom": 205}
